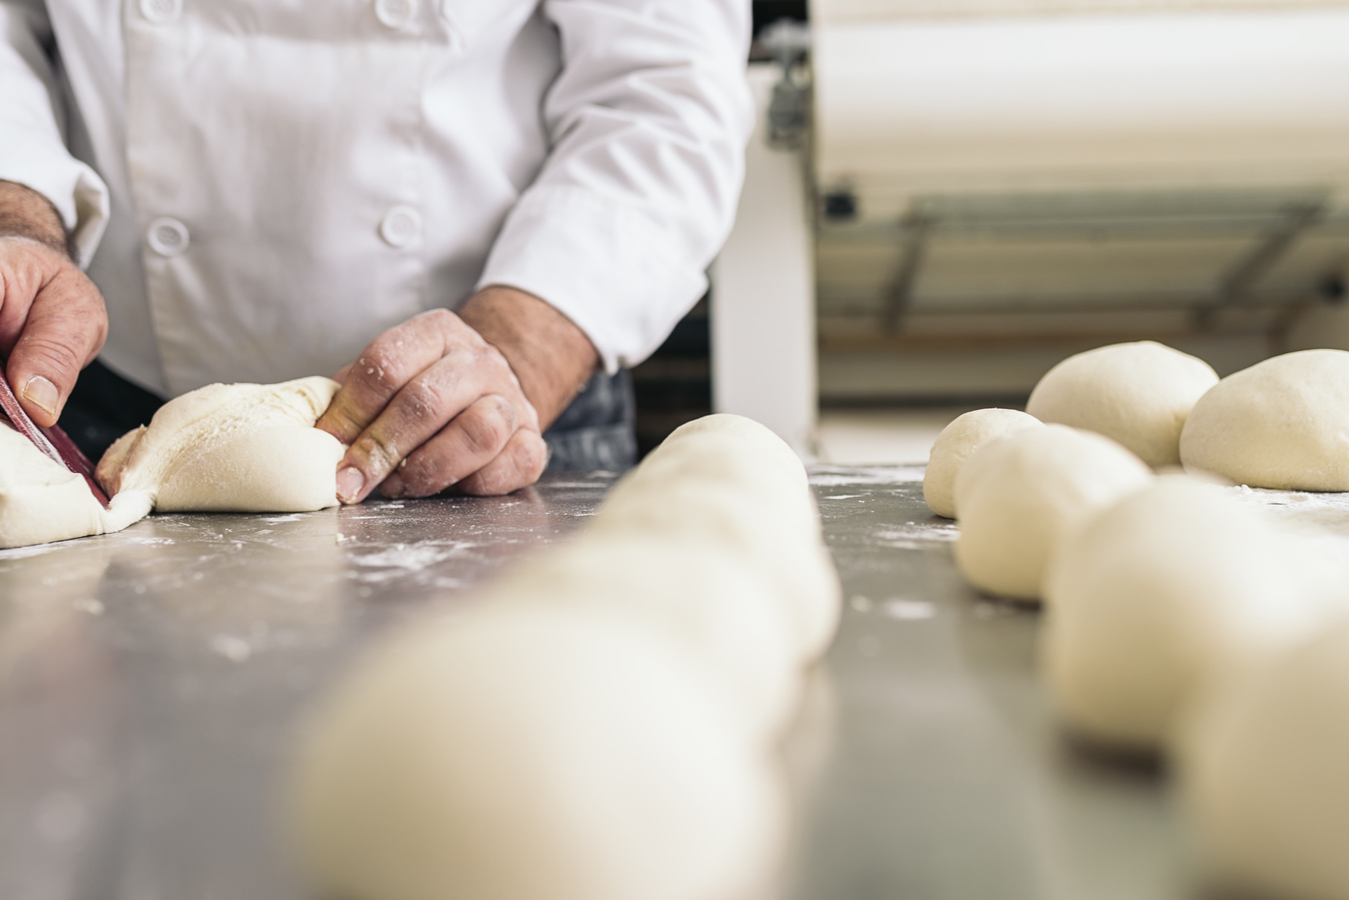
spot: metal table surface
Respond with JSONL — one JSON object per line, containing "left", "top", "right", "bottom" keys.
{"left": 0, "top": 465, "right": 1188, "bottom": 900}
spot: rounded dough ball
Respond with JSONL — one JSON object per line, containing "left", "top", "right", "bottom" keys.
{"left": 1026, "top": 341, "right": 1218, "bottom": 468}
{"left": 923, "top": 408, "right": 1042, "bottom": 518}
{"left": 953, "top": 425, "right": 1152, "bottom": 602}
{"left": 1178, "top": 622, "right": 1349, "bottom": 900}
{"left": 289, "top": 607, "right": 785, "bottom": 900}
{"left": 1044, "top": 478, "right": 1343, "bottom": 752}
{"left": 1180, "top": 348, "right": 1349, "bottom": 491}
{"left": 485, "top": 532, "right": 802, "bottom": 744}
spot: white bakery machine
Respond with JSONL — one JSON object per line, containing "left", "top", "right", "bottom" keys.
{"left": 711, "top": 0, "right": 1349, "bottom": 456}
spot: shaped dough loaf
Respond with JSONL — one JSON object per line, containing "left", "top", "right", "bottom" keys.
{"left": 954, "top": 425, "right": 1152, "bottom": 602}
{"left": 923, "top": 408, "right": 1042, "bottom": 518}
{"left": 1027, "top": 341, "right": 1217, "bottom": 468}
{"left": 1180, "top": 348, "right": 1349, "bottom": 491}
{"left": 98, "top": 376, "right": 345, "bottom": 512}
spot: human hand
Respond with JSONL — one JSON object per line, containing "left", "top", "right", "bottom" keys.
{"left": 316, "top": 308, "right": 550, "bottom": 502}
{"left": 0, "top": 182, "right": 107, "bottom": 427}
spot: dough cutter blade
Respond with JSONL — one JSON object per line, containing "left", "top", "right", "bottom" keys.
{"left": 0, "top": 366, "right": 110, "bottom": 507}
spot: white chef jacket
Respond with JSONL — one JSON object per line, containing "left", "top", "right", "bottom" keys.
{"left": 0, "top": 0, "right": 752, "bottom": 397}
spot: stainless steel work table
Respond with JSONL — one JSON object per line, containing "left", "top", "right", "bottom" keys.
{"left": 0, "top": 465, "right": 1202, "bottom": 900}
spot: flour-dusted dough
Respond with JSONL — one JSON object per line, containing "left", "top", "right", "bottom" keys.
{"left": 0, "top": 422, "right": 153, "bottom": 548}
{"left": 288, "top": 607, "right": 786, "bottom": 900}
{"left": 1180, "top": 349, "right": 1349, "bottom": 491}
{"left": 953, "top": 425, "right": 1152, "bottom": 601}
{"left": 593, "top": 422, "right": 841, "bottom": 662}
{"left": 1027, "top": 342, "right": 1218, "bottom": 468}
{"left": 923, "top": 408, "right": 1042, "bottom": 518}
{"left": 1044, "top": 478, "right": 1343, "bottom": 752}
{"left": 97, "top": 376, "right": 345, "bottom": 512}
{"left": 1178, "top": 622, "right": 1349, "bottom": 900}
{"left": 484, "top": 532, "right": 802, "bottom": 743}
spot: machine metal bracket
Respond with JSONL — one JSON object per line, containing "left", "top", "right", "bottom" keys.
{"left": 760, "top": 20, "right": 811, "bottom": 151}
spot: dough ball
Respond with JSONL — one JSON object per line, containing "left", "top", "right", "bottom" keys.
{"left": 1027, "top": 342, "right": 1218, "bottom": 468}
{"left": 485, "top": 532, "right": 802, "bottom": 743}
{"left": 288, "top": 606, "right": 785, "bottom": 900}
{"left": 595, "top": 429, "right": 840, "bottom": 662}
{"left": 1178, "top": 622, "right": 1349, "bottom": 900}
{"left": 1043, "top": 478, "right": 1344, "bottom": 752}
{"left": 923, "top": 408, "right": 1042, "bottom": 518}
{"left": 97, "top": 376, "right": 345, "bottom": 512}
{"left": 0, "top": 422, "right": 153, "bottom": 549}
{"left": 1180, "top": 348, "right": 1349, "bottom": 491}
{"left": 953, "top": 425, "right": 1152, "bottom": 602}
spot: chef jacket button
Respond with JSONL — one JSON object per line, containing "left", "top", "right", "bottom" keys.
{"left": 147, "top": 217, "right": 190, "bottom": 257}
{"left": 139, "top": 0, "right": 182, "bottom": 24}
{"left": 374, "top": 0, "right": 417, "bottom": 29}
{"left": 379, "top": 206, "right": 422, "bottom": 249}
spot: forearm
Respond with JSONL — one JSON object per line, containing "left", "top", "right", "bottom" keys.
{"left": 459, "top": 285, "right": 600, "bottom": 431}
{"left": 0, "top": 180, "right": 72, "bottom": 258}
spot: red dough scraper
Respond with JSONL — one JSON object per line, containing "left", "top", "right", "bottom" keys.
{"left": 0, "top": 366, "right": 110, "bottom": 507}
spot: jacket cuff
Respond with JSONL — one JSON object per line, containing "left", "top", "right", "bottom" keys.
{"left": 0, "top": 148, "right": 110, "bottom": 267}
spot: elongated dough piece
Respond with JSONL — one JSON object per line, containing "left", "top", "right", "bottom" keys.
{"left": 286, "top": 414, "right": 833, "bottom": 900}
{"left": 98, "top": 376, "right": 344, "bottom": 512}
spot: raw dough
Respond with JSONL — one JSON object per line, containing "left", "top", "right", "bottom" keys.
{"left": 1180, "top": 348, "right": 1349, "bottom": 491}
{"left": 593, "top": 421, "right": 841, "bottom": 661}
{"left": 1027, "top": 341, "right": 1218, "bottom": 468}
{"left": 0, "top": 422, "right": 152, "bottom": 549}
{"left": 288, "top": 607, "right": 786, "bottom": 900}
{"left": 486, "top": 532, "right": 802, "bottom": 743}
{"left": 1, "top": 376, "right": 344, "bottom": 549}
{"left": 287, "top": 413, "right": 830, "bottom": 900}
{"left": 1178, "top": 622, "right": 1349, "bottom": 900}
{"left": 98, "top": 376, "right": 345, "bottom": 512}
{"left": 1043, "top": 478, "right": 1343, "bottom": 751}
{"left": 923, "top": 408, "right": 1042, "bottom": 518}
{"left": 953, "top": 425, "right": 1151, "bottom": 601}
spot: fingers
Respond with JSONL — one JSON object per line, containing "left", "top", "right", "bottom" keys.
{"left": 315, "top": 309, "right": 460, "bottom": 446}
{"left": 334, "top": 350, "right": 522, "bottom": 504}
{"left": 0, "top": 242, "right": 107, "bottom": 427}
{"left": 378, "top": 394, "right": 530, "bottom": 498}
{"left": 320, "top": 307, "right": 546, "bottom": 505}
{"left": 455, "top": 428, "right": 550, "bottom": 497}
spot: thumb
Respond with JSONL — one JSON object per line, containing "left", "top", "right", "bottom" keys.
{"left": 5, "top": 269, "right": 107, "bottom": 428}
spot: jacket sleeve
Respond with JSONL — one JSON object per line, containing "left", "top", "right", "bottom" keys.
{"left": 0, "top": 0, "right": 108, "bottom": 265}
{"left": 475, "top": 0, "right": 754, "bottom": 373}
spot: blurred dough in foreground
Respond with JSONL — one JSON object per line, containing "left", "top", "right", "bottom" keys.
{"left": 1179, "top": 622, "right": 1349, "bottom": 900}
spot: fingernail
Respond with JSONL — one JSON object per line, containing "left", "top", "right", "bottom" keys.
{"left": 336, "top": 467, "right": 365, "bottom": 504}
{"left": 21, "top": 376, "right": 58, "bottom": 416}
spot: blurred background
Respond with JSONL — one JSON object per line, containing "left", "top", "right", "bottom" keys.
{"left": 635, "top": 0, "right": 1349, "bottom": 463}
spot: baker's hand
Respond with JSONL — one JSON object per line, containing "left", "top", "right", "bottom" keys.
{"left": 0, "top": 181, "right": 107, "bottom": 428}
{"left": 317, "top": 308, "right": 549, "bottom": 501}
